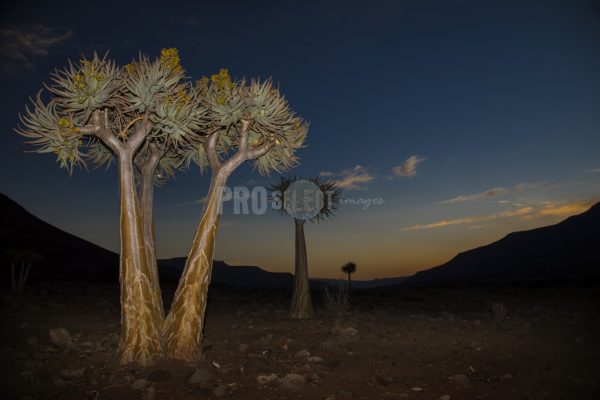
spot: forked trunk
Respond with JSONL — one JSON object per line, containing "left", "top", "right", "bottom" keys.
{"left": 290, "top": 218, "right": 313, "bottom": 319}
{"left": 117, "top": 156, "right": 164, "bottom": 366}
{"left": 162, "top": 170, "right": 228, "bottom": 361}
{"left": 140, "top": 166, "right": 165, "bottom": 322}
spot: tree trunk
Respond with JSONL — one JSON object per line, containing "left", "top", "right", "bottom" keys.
{"left": 290, "top": 218, "right": 313, "bottom": 319}
{"left": 348, "top": 273, "right": 352, "bottom": 291}
{"left": 162, "top": 170, "right": 228, "bottom": 361}
{"left": 117, "top": 156, "right": 164, "bottom": 366}
{"left": 139, "top": 162, "right": 165, "bottom": 323}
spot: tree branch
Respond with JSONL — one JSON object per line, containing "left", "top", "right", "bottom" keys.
{"left": 246, "top": 140, "right": 275, "bottom": 160}
{"left": 205, "top": 129, "right": 221, "bottom": 171}
{"left": 87, "top": 109, "right": 120, "bottom": 152}
{"left": 126, "top": 113, "right": 152, "bottom": 152}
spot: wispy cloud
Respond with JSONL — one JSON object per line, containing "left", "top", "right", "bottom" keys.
{"left": 0, "top": 25, "right": 73, "bottom": 74}
{"left": 320, "top": 165, "right": 375, "bottom": 190}
{"left": 439, "top": 182, "right": 543, "bottom": 204}
{"left": 401, "top": 201, "right": 594, "bottom": 231}
{"left": 177, "top": 196, "right": 207, "bottom": 206}
{"left": 391, "top": 155, "right": 426, "bottom": 177}
{"left": 584, "top": 168, "right": 600, "bottom": 173}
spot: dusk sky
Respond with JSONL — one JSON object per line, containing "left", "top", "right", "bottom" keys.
{"left": 1, "top": 0, "right": 599, "bottom": 280}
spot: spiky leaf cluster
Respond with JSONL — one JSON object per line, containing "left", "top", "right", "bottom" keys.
{"left": 16, "top": 50, "right": 206, "bottom": 175}
{"left": 269, "top": 176, "right": 343, "bottom": 223}
{"left": 193, "top": 69, "right": 308, "bottom": 175}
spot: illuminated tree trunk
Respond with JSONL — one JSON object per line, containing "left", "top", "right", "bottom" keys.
{"left": 290, "top": 218, "right": 313, "bottom": 318}
{"left": 162, "top": 170, "right": 228, "bottom": 361}
{"left": 138, "top": 146, "right": 166, "bottom": 323}
{"left": 117, "top": 155, "right": 164, "bottom": 366}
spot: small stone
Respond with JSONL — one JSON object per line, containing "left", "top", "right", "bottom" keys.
{"left": 256, "top": 373, "right": 278, "bottom": 385}
{"left": 501, "top": 373, "right": 514, "bottom": 380}
{"left": 322, "top": 340, "right": 344, "bottom": 355}
{"left": 448, "top": 374, "right": 470, "bottom": 387}
{"left": 332, "top": 325, "right": 360, "bottom": 343}
{"left": 277, "top": 373, "right": 306, "bottom": 391}
{"left": 411, "top": 386, "right": 423, "bottom": 392}
{"left": 187, "top": 368, "right": 213, "bottom": 385}
{"left": 308, "top": 355, "right": 324, "bottom": 363}
{"left": 440, "top": 395, "right": 451, "bottom": 400}
{"left": 48, "top": 328, "right": 72, "bottom": 347}
{"left": 213, "top": 384, "right": 228, "bottom": 397}
{"left": 238, "top": 343, "right": 249, "bottom": 354}
{"left": 294, "top": 349, "right": 311, "bottom": 360}
{"left": 130, "top": 378, "right": 150, "bottom": 390}
{"left": 337, "top": 390, "right": 354, "bottom": 399}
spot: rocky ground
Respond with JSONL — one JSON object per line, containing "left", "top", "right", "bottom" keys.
{"left": 1, "top": 284, "right": 599, "bottom": 400}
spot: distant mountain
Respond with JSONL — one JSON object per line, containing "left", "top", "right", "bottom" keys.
{"left": 0, "top": 193, "right": 119, "bottom": 283}
{"left": 0, "top": 193, "right": 401, "bottom": 289}
{"left": 158, "top": 257, "right": 295, "bottom": 288}
{"left": 405, "top": 202, "right": 600, "bottom": 286}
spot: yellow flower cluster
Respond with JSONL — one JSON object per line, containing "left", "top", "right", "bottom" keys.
{"left": 211, "top": 68, "right": 234, "bottom": 105}
{"left": 125, "top": 62, "right": 135, "bottom": 74}
{"left": 195, "top": 76, "right": 209, "bottom": 96}
{"left": 163, "top": 88, "right": 191, "bottom": 109}
{"left": 160, "top": 48, "right": 182, "bottom": 73}
{"left": 57, "top": 117, "right": 80, "bottom": 136}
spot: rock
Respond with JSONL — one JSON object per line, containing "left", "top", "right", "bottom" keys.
{"left": 187, "top": 368, "right": 214, "bottom": 385}
{"left": 294, "top": 349, "right": 311, "bottom": 360}
{"left": 440, "top": 395, "right": 451, "bottom": 400}
{"left": 277, "top": 373, "right": 306, "bottom": 391}
{"left": 501, "top": 373, "right": 514, "bottom": 380}
{"left": 448, "top": 374, "right": 470, "bottom": 387}
{"left": 130, "top": 378, "right": 151, "bottom": 390}
{"left": 372, "top": 373, "right": 389, "bottom": 386}
{"left": 213, "top": 384, "right": 228, "bottom": 397}
{"left": 332, "top": 325, "right": 360, "bottom": 343}
{"left": 308, "top": 355, "right": 325, "bottom": 363}
{"left": 322, "top": 340, "right": 344, "bottom": 355}
{"left": 411, "top": 386, "right": 423, "bottom": 392}
{"left": 48, "top": 328, "right": 72, "bottom": 347}
{"left": 147, "top": 369, "right": 170, "bottom": 382}
{"left": 60, "top": 367, "right": 85, "bottom": 380}
{"left": 306, "top": 372, "right": 321, "bottom": 383}
{"left": 337, "top": 390, "right": 354, "bottom": 399}
{"left": 256, "top": 373, "right": 278, "bottom": 385}
{"left": 238, "top": 343, "right": 249, "bottom": 354}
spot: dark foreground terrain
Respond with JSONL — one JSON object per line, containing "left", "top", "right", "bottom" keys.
{"left": 1, "top": 284, "right": 599, "bottom": 400}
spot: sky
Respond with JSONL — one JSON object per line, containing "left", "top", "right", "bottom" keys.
{"left": 1, "top": 0, "right": 599, "bottom": 280}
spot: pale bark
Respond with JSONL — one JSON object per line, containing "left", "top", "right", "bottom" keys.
{"left": 290, "top": 218, "right": 313, "bottom": 318}
{"left": 162, "top": 120, "right": 274, "bottom": 361}
{"left": 116, "top": 155, "right": 164, "bottom": 365}
{"left": 138, "top": 144, "right": 166, "bottom": 323}
{"left": 161, "top": 170, "right": 228, "bottom": 361}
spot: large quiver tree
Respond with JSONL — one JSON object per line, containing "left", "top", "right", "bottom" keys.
{"left": 16, "top": 50, "right": 205, "bottom": 365}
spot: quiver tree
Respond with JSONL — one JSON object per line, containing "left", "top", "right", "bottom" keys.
{"left": 5, "top": 250, "right": 42, "bottom": 294}
{"left": 269, "top": 177, "right": 342, "bottom": 319}
{"left": 161, "top": 70, "right": 308, "bottom": 361}
{"left": 341, "top": 261, "right": 357, "bottom": 290}
{"left": 16, "top": 50, "right": 205, "bottom": 365}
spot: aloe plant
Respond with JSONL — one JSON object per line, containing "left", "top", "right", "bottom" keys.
{"left": 16, "top": 50, "right": 205, "bottom": 365}
{"left": 269, "top": 177, "right": 343, "bottom": 318}
{"left": 161, "top": 69, "right": 308, "bottom": 361}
